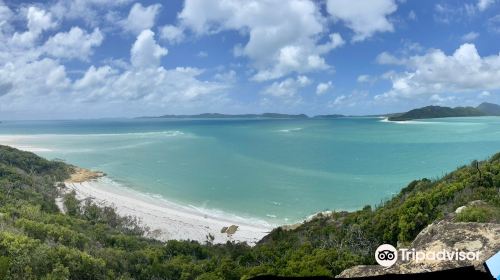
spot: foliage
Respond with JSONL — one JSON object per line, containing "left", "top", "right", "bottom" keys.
{"left": 389, "top": 105, "right": 485, "bottom": 121}
{"left": 0, "top": 144, "right": 499, "bottom": 279}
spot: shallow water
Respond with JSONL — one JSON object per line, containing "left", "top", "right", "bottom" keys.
{"left": 1, "top": 116, "right": 499, "bottom": 224}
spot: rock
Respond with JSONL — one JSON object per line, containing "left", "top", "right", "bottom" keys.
{"left": 226, "top": 225, "right": 238, "bottom": 235}
{"left": 455, "top": 206, "right": 467, "bottom": 214}
{"left": 469, "top": 200, "right": 486, "bottom": 207}
{"left": 220, "top": 226, "right": 228, "bottom": 233}
{"left": 337, "top": 221, "right": 500, "bottom": 278}
{"left": 66, "top": 167, "right": 105, "bottom": 183}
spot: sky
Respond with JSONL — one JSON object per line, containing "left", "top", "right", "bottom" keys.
{"left": 0, "top": 0, "right": 499, "bottom": 119}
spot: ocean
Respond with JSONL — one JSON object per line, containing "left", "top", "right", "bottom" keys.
{"left": 1, "top": 116, "right": 499, "bottom": 224}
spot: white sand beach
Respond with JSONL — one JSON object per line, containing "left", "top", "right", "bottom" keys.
{"left": 64, "top": 174, "right": 274, "bottom": 245}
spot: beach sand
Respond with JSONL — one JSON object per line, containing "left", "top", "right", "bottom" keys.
{"left": 63, "top": 169, "right": 273, "bottom": 245}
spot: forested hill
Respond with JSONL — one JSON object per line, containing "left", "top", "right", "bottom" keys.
{"left": 388, "top": 105, "right": 485, "bottom": 121}
{"left": 0, "top": 144, "right": 499, "bottom": 279}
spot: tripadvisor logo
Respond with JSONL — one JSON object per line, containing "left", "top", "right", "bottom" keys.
{"left": 375, "top": 244, "right": 482, "bottom": 268}
{"left": 375, "top": 244, "right": 398, "bottom": 267}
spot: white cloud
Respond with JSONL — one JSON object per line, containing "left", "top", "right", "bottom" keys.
{"left": 429, "top": 94, "right": 456, "bottom": 104}
{"left": 326, "top": 0, "right": 397, "bottom": 42}
{"left": 434, "top": 3, "right": 483, "bottom": 24}
{"left": 11, "top": 7, "right": 57, "bottom": 47}
{"left": 357, "top": 74, "right": 377, "bottom": 83}
{"left": 0, "top": 2, "right": 232, "bottom": 118}
{"left": 159, "top": 25, "right": 185, "bottom": 44}
{"left": 375, "top": 43, "right": 500, "bottom": 101}
{"left": 74, "top": 65, "right": 116, "bottom": 90}
{"left": 376, "top": 51, "right": 405, "bottom": 65}
{"left": 479, "top": 90, "right": 491, "bottom": 98}
{"left": 73, "top": 66, "right": 227, "bottom": 104}
{"left": 316, "top": 81, "right": 332, "bottom": 95}
{"left": 0, "top": 58, "right": 70, "bottom": 101}
{"left": 316, "top": 33, "right": 345, "bottom": 54}
{"left": 461, "top": 31, "right": 479, "bottom": 42}
{"left": 263, "top": 75, "right": 311, "bottom": 99}
{"left": 0, "top": 1, "right": 13, "bottom": 33}
{"left": 477, "top": 0, "right": 495, "bottom": 11}
{"left": 331, "top": 95, "right": 347, "bottom": 106}
{"left": 131, "top": 29, "right": 168, "bottom": 68}
{"left": 49, "top": 0, "right": 132, "bottom": 27}
{"left": 214, "top": 70, "right": 236, "bottom": 83}
{"left": 122, "top": 3, "right": 161, "bottom": 34}
{"left": 26, "top": 6, "right": 57, "bottom": 33}
{"left": 179, "top": 0, "right": 344, "bottom": 81}
{"left": 328, "top": 91, "right": 369, "bottom": 108}
{"left": 44, "top": 27, "right": 103, "bottom": 60}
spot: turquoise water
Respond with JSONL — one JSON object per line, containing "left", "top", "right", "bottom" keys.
{"left": 1, "top": 116, "right": 500, "bottom": 224}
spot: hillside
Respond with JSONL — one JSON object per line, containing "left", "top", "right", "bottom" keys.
{"left": 388, "top": 105, "right": 485, "bottom": 121}
{"left": 477, "top": 102, "right": 500, "bottom": 116}
{"left": 0, "top": 145, "right": 499, "bottom": 279}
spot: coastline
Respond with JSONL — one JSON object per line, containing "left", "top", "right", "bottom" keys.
{"left": 63, "top": 168, "right": 274, "bottom": 245}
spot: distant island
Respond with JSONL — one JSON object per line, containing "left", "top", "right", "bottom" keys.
{"left": 312, "top": 114, "right": 345, "bottom": 119}
{"left": 138, "top": 102, "right": 500, "bottom": 121}
{"left": 388, "top": 102, "right": 500, "bottom": 121}
{"left": 138, "top": 113, "right": 311, "bottom": 119}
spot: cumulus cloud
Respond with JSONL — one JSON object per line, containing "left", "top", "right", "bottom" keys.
{"left": 43, "top": 27, "right": 103, "bottom": 60}
{"left": 26, "top": 6, "right": 57, "bottom": 33}
{"left": 326, "top": 0, "right": 397, "bottom": 42}
{"left": 73, "top": 65, "right": 227, "bottom": 104}
{"left": 316, "top": 81, "right": 332, "bottom": 95}
{"left": 49, "top": 0, "right": 132, "bottom": 27}
{"left": 477, "top": 0, "right": 495, "bottom": 11}
{"left": 262, "top": 75, "right": 311, "bottom": 100}
{"left": 179, "top": 0, "right": 344, "bottom": 81}
{"left": 375, "top": 43, "right": 500, "bottom": 101}
{"left": 131, "top": 29, "right": 168, "bottom": 68}
{"left": 0, "top": 58, "right": 70, "bottom": 101}
{"left": 376, "top": 51, "right": 406, "bottom": 65}
{"left": 121, "top": 3, "right": 161, "bottom": 34}
{"left": 0, "top": 3, "right": 230, "bottom": 118}
{"left": 11, "top": 7, "right": 57, "bottom": 47}
{"left": 159, "top": 25, "right": 185, "bottom": 44}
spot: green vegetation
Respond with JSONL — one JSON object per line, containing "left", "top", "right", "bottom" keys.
{"left": 456, "top": 204, "right": 500, "bottom": 223}
{"left": 388, "top": 105, "right": 485, "bottom": 121}
{"left": 0, "top": 144, "right": 499, "bottom": 279}
{"left": 388, "top": 102, "right": 500, "bottom": 121}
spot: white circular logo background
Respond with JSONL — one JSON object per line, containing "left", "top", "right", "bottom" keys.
{"left": 375, "top": 244, "right": 398, "bottom": 267}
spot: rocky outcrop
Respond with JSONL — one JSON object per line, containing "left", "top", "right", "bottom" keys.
{"left": 66, "top": 167, "right": 105, "bottom": 183}
{"left": 337, "top": 221, "right": 500, "bottom": 278}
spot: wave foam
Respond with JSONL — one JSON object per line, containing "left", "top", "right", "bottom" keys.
{"left": 278, "top": 127, "right": 303, "bottom": 133}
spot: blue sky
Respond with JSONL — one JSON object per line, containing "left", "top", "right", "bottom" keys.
{"left": 0, "top": 0, "right": 499, "bottom": 119}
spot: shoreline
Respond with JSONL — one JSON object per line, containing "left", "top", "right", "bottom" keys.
{"left": 63, "top": 169, "right": 274, "bottom": 245}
